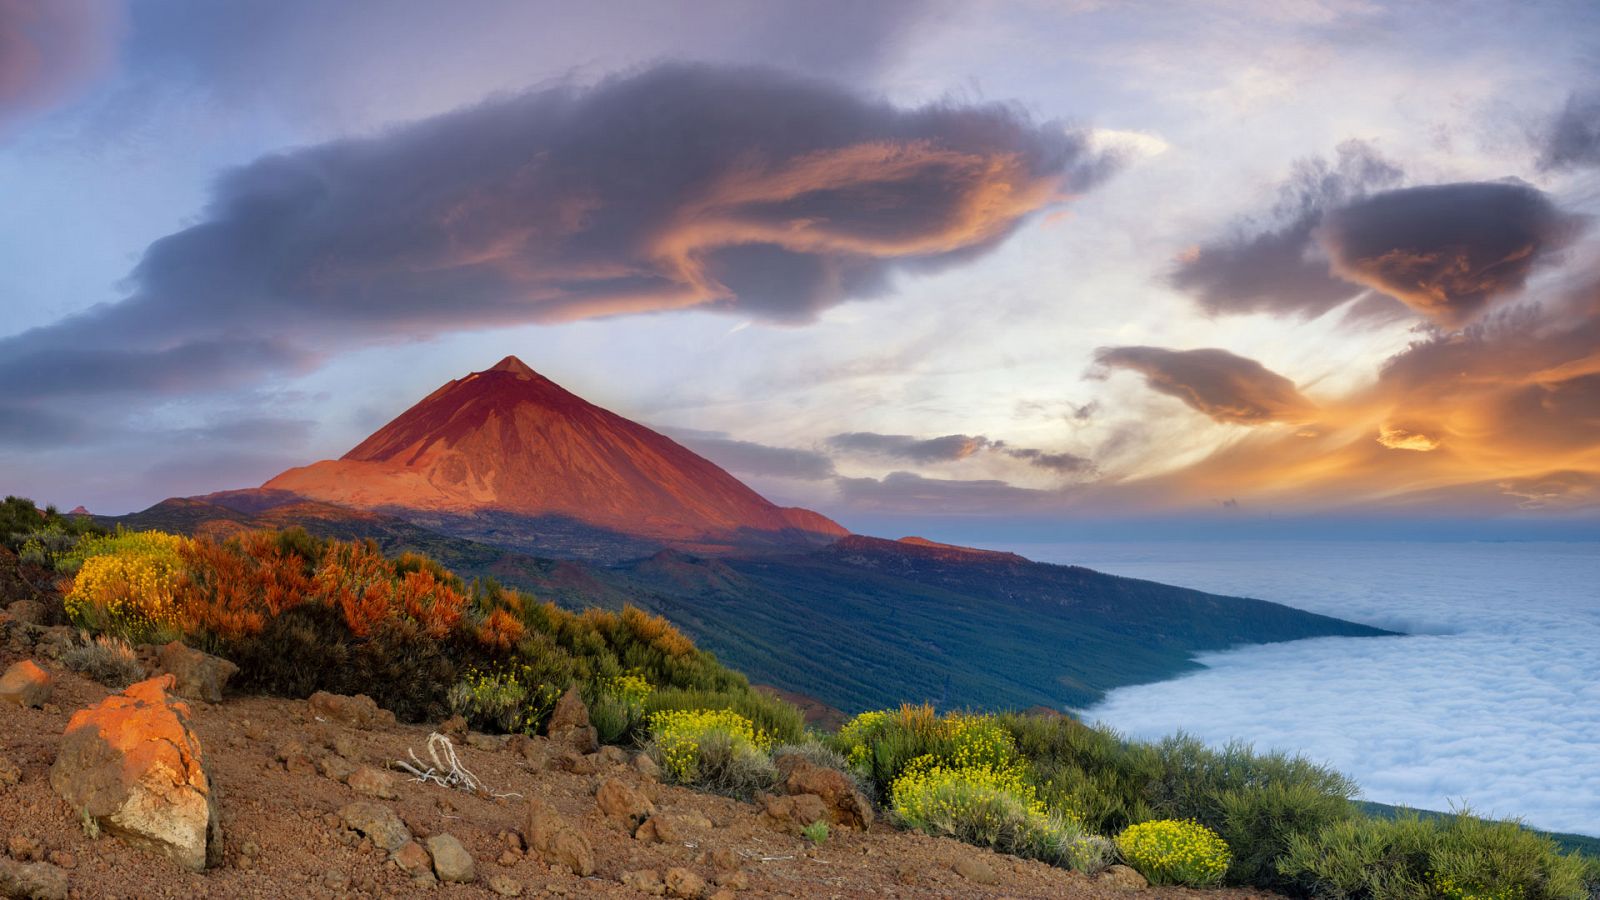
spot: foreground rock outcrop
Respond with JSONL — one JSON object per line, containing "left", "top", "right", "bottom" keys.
{"left": 49, "top": 675, "right": 222, "bottom": 872}
{"left": 0, "top": 660, "right": 51, "bottom": 709}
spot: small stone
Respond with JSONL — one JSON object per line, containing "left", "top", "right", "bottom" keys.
{"left": 318, "top": 755, "right": 358, "bottom": 783}
{"left": 347, "top": 765, "right": 399, "bottom": 800}
{"left": 498, "top": 849, "right": 521, "bottom": 866}
{"left": 283, "top": 753, "right": 316, "bottom": 777}
{"left": 895, "top": 862, "right": 919, "bottom": 885}
{"left": 426, "top": 833, "right": 475, "bottom": 884}
{"left": 240, "top": 841, "right": 260, "bottom": 858}
{"left": 0, "top": 754, "right": 21, "bottom": 787}
{"left": 713, "top": 869, "right": 750, "bottom": 891}
{"left": 595, "top": 777, "right": 654, "bottom": 823}
{"left": 632, "top": 753, "right": 661, "bottom": 780}
{"left": 7, "top": 834, "right": 44, "bottom": 862}
{"left": 5, "top": 600, "right": 44, "bottom": 626}
{"left": 621, "top": 869, "right": 666, "bottom": 896}
{"left": 0, "top": 660, "right": 52, "bottom": 708}
{"left": 391, "top": 841, "right": 432, "bottom": 876}
{"left": 706, "top": 848, "right": 738, "bottom": 873}
{"left": 525, "top": 798, "right": 594, "bottom": 877}
{"left": 466, "top": 732, "right": 507, "bottom": 751}
{"left": 0, "top": 858, "right": 68, "bottom": 900}
{"left": 155, "top": 641, "right": 238, "bottom": 703}
{"left": 954, "top": 856, "right": 998, "bottom": 885}
{"left": 332, "top": 734, "right": 361, "bottom": 760}
{"left": 339, "top": 801, "right": 412, "bottom": 852}
{"left": 308, "top": 691, "right": 396, "bottom": 729}
{"left": 242, "top": 721, "right": 268, "bottom": 742}
{"left": 322, "top": 869, "right": 350, "bottom": 890}
{"left": 488, "top": 874, "right": 524, "bottom": 896}
{"left": 664, "top": 866, "right": 707, "bottom": 899}
{"left": 45, "top": 851, "right": 73, "bottom": 870}
{"left": 1100, "top": 864, "right": 1149, "bottom": 891}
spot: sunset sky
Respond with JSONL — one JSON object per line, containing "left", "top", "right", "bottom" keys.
{"left": 3, "top": 0, "right": 1598, "bottom": 539}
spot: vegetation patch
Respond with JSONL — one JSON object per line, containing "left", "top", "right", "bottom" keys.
{"left": 1116, "top": 819, "right": 1232, "bottom": 887}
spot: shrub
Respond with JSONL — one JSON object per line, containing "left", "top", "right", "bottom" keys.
{"left": 890, "top": 755, "right": 1103, "bottom": 869}
{"left": 1278, "top": 810, "right": 1591, "bottom": 900}
{"left": 591, "top": 673, "right": 653, "bottom": 744}
{"left": 448, "top": 663, "right": 563, "bottom": 735}
{"left": 63, "top": 530, "right": 189, "bottom": 643}
{"left": 1150, "top": 735, "right": 1358, "bottom": 886}
{"left": 648, "top": 708, "right": 776, "bottom": 798}
{"left": 802, "top": 821, "right": 829, "bottom": 845}
{"left": 61, "top": 633, "right": 143, "bottom": 688}
{"left": 645, "top": 687, "right": 805, "bottom": 746}
{"left": 1002, "top": 713, "right": 1162, "bottom": 835}
{"left": 836, "top": 705, "right": 1022, "bottom": 801}
{"left": 1116, "top": 819, "right": 1232, "bottom": 887}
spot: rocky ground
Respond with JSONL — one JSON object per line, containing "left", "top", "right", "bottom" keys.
{"left": 0, "top": 618, "right": 1283, "bottom": 899}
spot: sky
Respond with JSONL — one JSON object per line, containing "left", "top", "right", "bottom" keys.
{"left": 2, "top": 0, "right": 1599, "bottom": 538}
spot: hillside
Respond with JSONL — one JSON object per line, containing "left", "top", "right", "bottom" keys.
{"left": 110, "top": 500, "right": 1396, "bottom": 715}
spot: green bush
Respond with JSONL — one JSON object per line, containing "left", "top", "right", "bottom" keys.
{"left": 1149, "top": 735, "right": 1359, "bottom": 885}
{"left": 1116, "top": 818, "right": 1232, "bottom": 886}
{"left": 1002, "top": 713, "right": 1162, "bottom": 834}
{"left": 591, "top": 673, "right": 653, "bottom": 744}
{"left": 1279, "top": 810, "right": 1591, "bottom": 900}
{"left": 448, "top": 663, "right": 563, "bottom": 734}
{"left": 60, "top": 633, "right": 144, "bottom": 688}
{"left": 802, "top": 821, "right": 829, "bottom": 845}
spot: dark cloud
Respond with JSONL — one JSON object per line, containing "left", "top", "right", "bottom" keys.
{"left": 660, "top": 428, "right": 836, "bottom": 481}
{"left": 1095, "top": 346, "right": 1317, "bottom": 425}
{"left": 833, "top": 471, "right": 1053, "bottom": 514}
{"left": 1320, "top": 181, "right": 1584, "bottom": 327}
{"left": 1170, "top": 140, "right": 1402, "bottom": 318}
{"left": 0, "top": 339, "right": 317, "bottom": 398}
{"left": 998, "top": 446, "right": 1094, "bottom": 473}
{"left": 0, "top": 0, "right": 117, "bottom": 128}
{"left": 829, "top": 430, "right": 1093, "bottom": 474}
{"left": 0, "top": 405, "right": 86, "bottom": 447}
{"left": 1, "top": 63, "right": 1115, "bottom": 411}
{"left": 1536, "top": 91, "right": 1600, "bottom": 172}
{"left": 829, "top": 432, "right": 991, "bottom": 462}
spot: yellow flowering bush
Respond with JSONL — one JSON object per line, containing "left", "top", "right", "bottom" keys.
{"left": 1116, "top": 819, "right": 1231, "bottom": 887}
{"left": 838, "top": 709, "right": 890, "bottom": 768}
{"left": 1432, "top": 872, "right": 1528, "bottom": 900}
{"left": 891, "top": 755, "right": 1109, "bottom": 869}
{"left": 63, "top": 530, "right": 190, "bottom": 642}
{"left": 606, "top": 673, "right": 654, "bottom": 707}
{"left": 649, "top": 708, "right": 772, "bottom": 784}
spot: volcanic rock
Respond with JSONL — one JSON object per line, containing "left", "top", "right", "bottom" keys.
{"left": 0, "top": 660, "right": 51, "bottom": 708}
{"left": 49, "top": 675, "right": 221, "bottom": 871}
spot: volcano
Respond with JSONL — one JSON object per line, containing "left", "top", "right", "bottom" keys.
{"left": 261, "top": 356, "right": 846, "bottom": 549}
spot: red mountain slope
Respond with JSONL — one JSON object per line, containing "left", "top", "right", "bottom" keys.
{"left": 263, "top": 356, "right": 847, "bottom": 546}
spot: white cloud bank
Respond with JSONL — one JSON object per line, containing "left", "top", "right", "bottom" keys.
{"left": 1010, "top": 540, "right": 1600, "bottom": 836}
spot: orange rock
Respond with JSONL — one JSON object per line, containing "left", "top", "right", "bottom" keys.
{"left": 0, "top": 659, "right": 52, "bottom": 708}
{"left": 49, "top": 675, "right": 222, "bottom": 871}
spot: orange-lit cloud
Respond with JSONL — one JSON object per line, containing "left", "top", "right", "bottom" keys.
{"left": 1101, "top": 268, "right": 1600, "bottom": 514}
{"left": 0, "top": 0, "right": 117, "bottom": 127}
{"left": 1319, "top": 182, "right": 1583, "bottom": 327}
{"left": 0, "top": 63, "right": 1119, "bottom": 418}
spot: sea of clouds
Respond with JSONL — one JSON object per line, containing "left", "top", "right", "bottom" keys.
{"left": 1005, "top": 540, "right": 1600, "bottom": 836}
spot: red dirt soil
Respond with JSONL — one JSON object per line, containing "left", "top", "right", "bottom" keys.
{"left": 0, "top": 650, "right": 1286, "bottom": 899}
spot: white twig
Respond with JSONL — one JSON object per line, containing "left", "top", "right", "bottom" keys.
{"left": 394, "top": 732, "right": 521, "bottom": 798}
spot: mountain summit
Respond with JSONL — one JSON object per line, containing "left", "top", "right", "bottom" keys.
{"left": 263, "top": 356, "right": 846, "bottom": 547}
